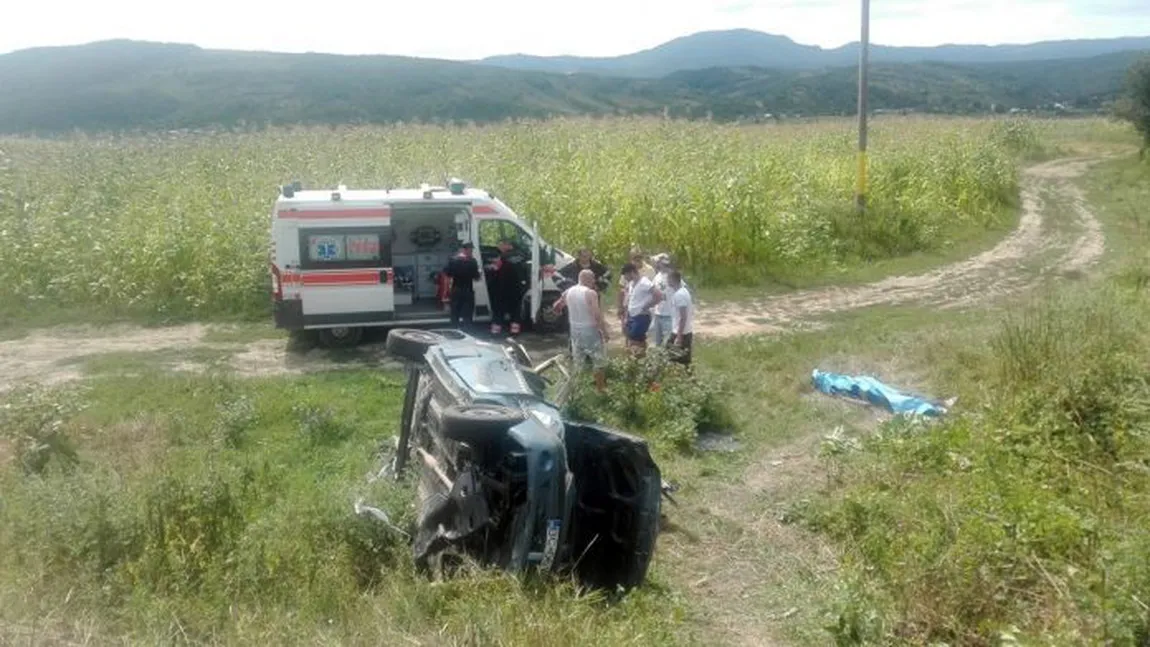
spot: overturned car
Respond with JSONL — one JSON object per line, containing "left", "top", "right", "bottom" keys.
{"left": 383, "top": 328, "right": 662, "bottom": 590}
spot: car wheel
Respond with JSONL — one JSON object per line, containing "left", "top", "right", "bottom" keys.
{"left": 317, "top": 326, "right": 363, "bottom": 348}
{"left": 441, "top": 404, "right": 526, "bottom": 445}
{"left": 385, "top": 328, "right": 445, "bottom": 362}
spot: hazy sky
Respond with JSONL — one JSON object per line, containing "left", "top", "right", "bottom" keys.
{"left": 3, "top": 0, "right": 1149, "bottom": 59}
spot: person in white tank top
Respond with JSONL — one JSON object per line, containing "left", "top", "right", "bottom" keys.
{"left": 551, "top": 269, "right": 609, "bottom": 391}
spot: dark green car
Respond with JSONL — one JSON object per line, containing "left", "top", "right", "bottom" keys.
{"left": 385, "top": 328, "right": 662, "bottom": 590}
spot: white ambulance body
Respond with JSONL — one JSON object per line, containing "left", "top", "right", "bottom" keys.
{"left": 269, "top": 180, "right": 571, "bottom": 346}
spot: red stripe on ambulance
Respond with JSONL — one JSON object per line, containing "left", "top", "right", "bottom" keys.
{"left": 471, "top": 204, "right": 497, "bottom": 214}
{"left": 276, "top": 208, "right": 392, "bottom": 220}
{"left": 301, "top": 270, "right": 382, "bottom": 286}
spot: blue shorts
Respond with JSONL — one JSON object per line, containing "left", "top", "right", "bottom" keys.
{"left": 625, "top": 314, "right": 652, "bottom": 342}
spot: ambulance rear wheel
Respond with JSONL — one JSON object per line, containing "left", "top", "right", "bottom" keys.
{"left": 318, "top": 326, "right": 363, "bottom": 349}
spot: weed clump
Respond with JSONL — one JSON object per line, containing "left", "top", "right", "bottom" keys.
{"left": 800, "top": 285, "right": 1150, "bottom": 645}
{"left": 0, "top": 384, "right": 83, "bottom": 474}
{"left": 563, "top": 349, "right": 733, "bottom": 452}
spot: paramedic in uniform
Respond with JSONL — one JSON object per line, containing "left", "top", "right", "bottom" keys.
{"left": 551, "top": 269, "right": 609, "bottom": 391}
{"left": 487, "top": 239, "right": 528, "bottom": 336}
{"left": 444, "top": 242, "right": 480, "bottom": 329}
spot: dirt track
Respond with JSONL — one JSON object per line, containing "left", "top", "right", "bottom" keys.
{"left": 0, "top": 156, "right": 1106, "bottom": 391}
{"left": 693, "top": 156, "right": 1106, "bottom": 337}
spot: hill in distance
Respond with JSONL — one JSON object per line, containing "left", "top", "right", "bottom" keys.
{"left": 480, "top": 28, "right": 1150, "bottom": 78}
{"left": 0, "top": 37, "right": 1146, "bottom": 134}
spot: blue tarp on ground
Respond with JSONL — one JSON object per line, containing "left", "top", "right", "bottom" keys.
{"left": 811, "top": 369, "right": 948, "bottom": 417}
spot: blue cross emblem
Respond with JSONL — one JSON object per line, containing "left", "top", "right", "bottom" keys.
{"left": 317, "top": 241, "right": 338, "bottom": 260}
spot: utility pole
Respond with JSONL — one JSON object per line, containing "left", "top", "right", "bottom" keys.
{"left": 855, "top": 0, "right": 870, "bottom": 213}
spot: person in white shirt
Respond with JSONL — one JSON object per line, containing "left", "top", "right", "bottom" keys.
{"left": 665, "top": 270, "right": 694, "bottom": 365}
{"left": 551, "top": 269, "right": 609, "bottom": 391}
{"left": 616, "top": 246, "right": 656, "bottom": 334}
{"left": 620, "top": 262, "right": 663, "bottom": 355}
{"left": 650, "top": 253, "right": 686, "bottom": 347}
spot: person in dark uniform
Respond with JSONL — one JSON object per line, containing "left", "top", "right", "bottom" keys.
{"left": 444, "top": 242, "right": 481, "bottom": 329}
{"left": 557, "top": 248, "right": 611, "bottom": 293}
{"left": 487, "top": 239, "right": 528, "bottom": 336}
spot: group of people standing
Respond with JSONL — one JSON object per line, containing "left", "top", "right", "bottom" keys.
{"left": 441, "top": 241, "right": 696, "bottom": 389}
{"left": 553, "top": 245, "right": 695, "bottom": 391}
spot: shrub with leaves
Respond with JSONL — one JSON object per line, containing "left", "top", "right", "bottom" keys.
{"left": 0, "top": 384, "right": 84, "bottom": 474}
{"left": 563, "top": 349, "right": 732, "bottom": 452}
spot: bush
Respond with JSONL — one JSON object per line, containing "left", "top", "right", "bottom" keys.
{"left": 799, "top": 286, "right": 1150, "bottom": 645}
{"left": 563, "top": 349, "right": 732, "bottom": 452}
{"left": 0, "top": 384, "right": 83, "bottom": 474}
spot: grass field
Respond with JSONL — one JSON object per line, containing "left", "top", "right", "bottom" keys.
{"left": 1, "top": 116, "right": 1146, "bottom": 645}
{"left": 0, "top": 116, "right": 1096, "bottom": 324}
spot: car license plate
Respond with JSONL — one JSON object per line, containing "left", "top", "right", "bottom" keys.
{"left": 540, "top": 519, "right": 561, "bottom": 570}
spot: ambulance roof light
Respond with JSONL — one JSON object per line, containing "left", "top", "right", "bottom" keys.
{"left": 448, "top": 178, "right": 466, "bottom": 195}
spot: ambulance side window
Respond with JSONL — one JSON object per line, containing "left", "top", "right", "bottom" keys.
{"left": 478, "top": 220, "right": 533, "bottom": 254}
{"left": 298, "top": 226, "right": 392, "bottom": 270}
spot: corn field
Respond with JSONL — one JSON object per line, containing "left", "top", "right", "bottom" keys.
{"left": 0, "top": 117, "right": 1055, "bottom": 319}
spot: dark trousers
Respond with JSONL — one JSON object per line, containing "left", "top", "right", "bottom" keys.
{"left": 491, "top": 287, "right": 522, "bottom": 325}
{"left": 450, "top": 290, "right": 475, "bottom": 328}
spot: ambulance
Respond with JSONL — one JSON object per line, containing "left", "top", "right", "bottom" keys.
{"left": 269, "top": 179, "right": 572, "bottom": 347}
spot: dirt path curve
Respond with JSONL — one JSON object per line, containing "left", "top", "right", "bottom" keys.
{"left": 659, "top": 154, "right": 1110, "bottom": 647}
{"left": 694, "top": 156, "right": 1107, "bottom": 338}
{"left": 0, "top": 156, "right": 1106, "bottom": 393}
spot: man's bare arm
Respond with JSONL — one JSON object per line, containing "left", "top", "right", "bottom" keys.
{"left": 588, "top": 291, "right": 607, "bottom": 336}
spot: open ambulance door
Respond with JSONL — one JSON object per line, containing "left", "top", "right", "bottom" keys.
{"left": 529, "top": 219, "right": 543, "bottom": 324}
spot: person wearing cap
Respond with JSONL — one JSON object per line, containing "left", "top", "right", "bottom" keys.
{"left": 650, "top": 253, "right": 681, "bottom": 347}
{"left": 616, "top": 246, "right": 656, "bottom": 333}
{"left": 444, "top": 241, "right": 481, "bottom": 329}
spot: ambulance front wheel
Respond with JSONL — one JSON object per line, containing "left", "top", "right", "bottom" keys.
{"left": 317, "top": 326, "right": 363, "bottom": 349}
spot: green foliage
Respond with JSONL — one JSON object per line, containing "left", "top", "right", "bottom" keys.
{"left": 0, "top": 371, "right": 688, "bottom": 645}
{"left": 0, "top": 117, "right": 1031, "bottom": 320}
{"left": 1114, "top": 55, "right": 1150, "bottom": 153}
{"left": 0, "top": 40, "right": 1141, "bottom": 133}
{"left": 0, "top": 384, "right": 83, "bottom": 474}
{"left": 564, "top": 349, "right": 733, "bottom": 452}
{"left": 292, "top": 402, "right": 351, "bottom": 445}
{"left": 797, "top": 285, "right": 1150, "bottom": 645}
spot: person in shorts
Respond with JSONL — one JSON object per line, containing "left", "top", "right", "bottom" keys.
{"left": 616, "top": 246, "right": 656, "bottom": 334}
{"left": 620, "top": 262, "right": 663, "bottom": 355}
{"left": 551, "top": 269, "right": 609, "bottom": 391}
{"left": 665, "top": 270, "right": 694, "bottom": 365}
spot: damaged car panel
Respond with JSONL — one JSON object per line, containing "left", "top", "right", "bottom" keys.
{"left": 384, "top": 328, "right": 661, "bottom": 589}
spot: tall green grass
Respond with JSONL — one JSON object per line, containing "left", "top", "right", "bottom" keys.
{"left": 798, "top": 279, "right": 1150, "bottom": 645}
{"left": 0, "top": 370, "right": 689, "bottom": 645}
{"left": 0, "top": 116, "right": 1058, "bottom": 321}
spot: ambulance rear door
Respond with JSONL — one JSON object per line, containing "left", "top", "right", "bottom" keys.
{"left": 290, "top": 207, "right": 394, "bottom": 327}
